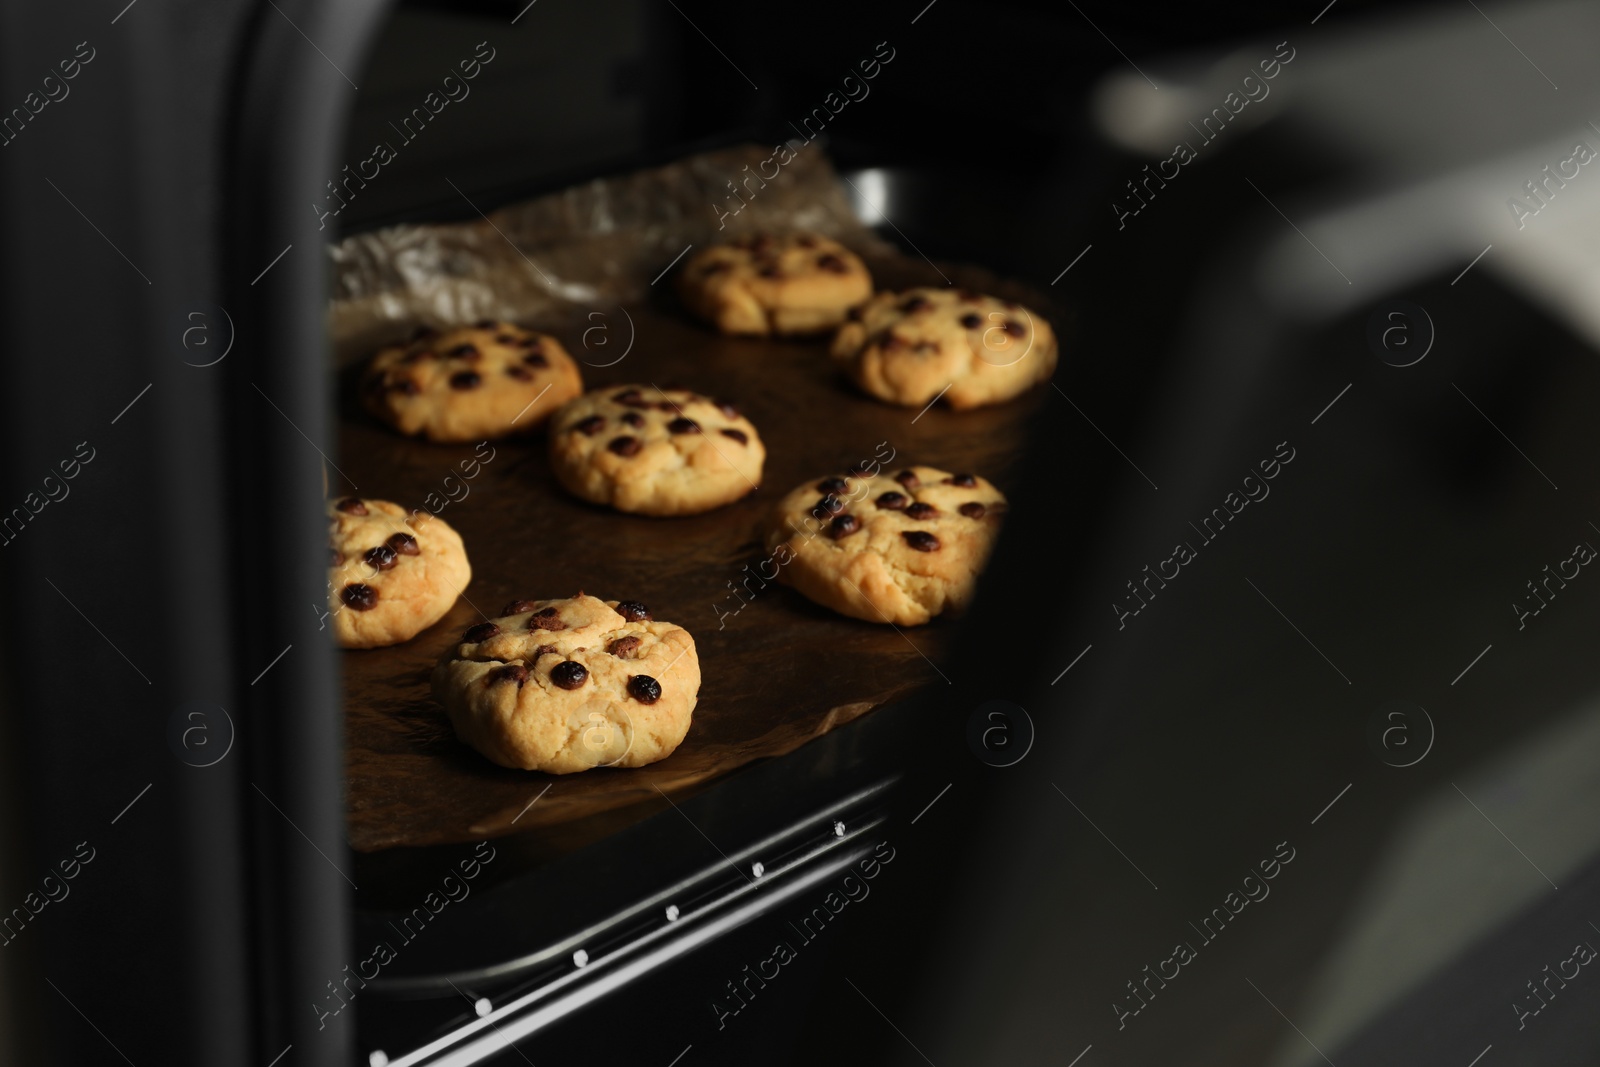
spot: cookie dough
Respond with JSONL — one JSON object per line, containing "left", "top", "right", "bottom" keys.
{"left": 432, "top": 594, "right": 700, "bottom": 773}
{"left": 830, "top": 288, "right": 1057, "bottom": 410}
{"left": 548, "top": 385, "right": 765, "bottom": 516}
{"left": 763, "top": 465, "right": 1006, "bottom": 626}
{"left": 328, "top": 497, "right": 472, "bottom": 649}
{"left": 677, "top": 232, "right": 873, "bottom": 336}
{"left": 362, "top": 320, "right": 582, "bottom": 442}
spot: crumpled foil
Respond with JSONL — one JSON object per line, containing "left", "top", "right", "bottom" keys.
{"left": 327, "top": 141, "right": 895, "bottom": 364}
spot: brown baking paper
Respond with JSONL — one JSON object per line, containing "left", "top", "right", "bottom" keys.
{"left": 330, "top": 144, "right": 1057, "bottom": 851}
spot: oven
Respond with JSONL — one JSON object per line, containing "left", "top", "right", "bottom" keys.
{"left": 4, "top": 1, "right": 1600, "bottom": 1065}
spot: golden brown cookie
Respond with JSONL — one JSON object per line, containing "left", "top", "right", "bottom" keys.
{"left": 830, "top": 288, "right": 1057, "bottom": 410}
{"left": 548, "top": 385, "right": 765, "bottom": 516}
{"left": 327, "top": 497, "right": 472, "bottom": 649}
{"left": 361, "top": 320, "right": 582, "bottom": 442}
{"left": 432, "top": 594, "right": 700, "bottom": 773}
{"left": 677, "top": 232, "right": 872, "bottom": 336}
{"left": 763, "top": 464, "right": 1006, "bottom": 626}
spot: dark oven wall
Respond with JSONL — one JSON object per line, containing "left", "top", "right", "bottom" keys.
{"left": 332, "top": 0, "right": 1415, "bottom": 245}
{"left": 0, "top": 2, "right": 384, "bottom": 1066}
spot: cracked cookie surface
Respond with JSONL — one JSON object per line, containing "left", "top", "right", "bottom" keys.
{"left": 432, "top": 594, "right": 699, "bottom": 773}
{"left": 548, "top": 385, "right": 765, "bottom": 516}
{"left": 362, "top": 320, "right": 582, "bottom": 442}
{"left": 830, "top": 288, "right": 1057, "bottom": 410}
{"left": 677, "top": 232, "right": 873, "bottom": 336}
{"left": 763, "top": 464, "right": 1006, "bottom": 626}
{"left": 327, "top": 497, "right": 472, "bottom": 649}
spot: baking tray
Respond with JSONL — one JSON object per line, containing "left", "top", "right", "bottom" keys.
{"left": 338, "top": 258, "right": 1057, "bottom": 852}
{"left": 335, "top": 219, "right": 1063, "bottom": 852}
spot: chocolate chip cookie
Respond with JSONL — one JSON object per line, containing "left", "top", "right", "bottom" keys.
{"left": 677, "top": 232, "right": 873, "bottom": 336}
{"left": 362, "top": 321, "right": 583, "bottom": 442}
{"left": 328, "top": 497, "right": 472, "bottom": 649}
{"left": 830, "top": 288, "right": 1057, "bottom": 410}
{"left": 763, "top": 465, "right": 1006, "bottom": 626}
{"left": 432, "top": 594, "right": 700, "bottom": 773}
{"left": 548, "top": 386, "right": 765, "bottom": 516}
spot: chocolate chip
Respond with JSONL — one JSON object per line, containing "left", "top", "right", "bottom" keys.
{"left": 813, "top": 494, "right": 846, "bottom": 517}
{"left": 702, "top": 261, "right": 731, "bottom": 275}
{"left": 516, "top": 337, "right": 541, "bottom": 349}
{"left": 668, "top": 417, "right": 701, "bottom": 434}
{"left": 364, "top": 544, "right": 398, "bottom": 571}
{"left": 1003, "top": 320, "right": 1025, "bottom": 336}
{"left": 846, "top": 306, "right": 864, "bottom": 321}
{"left": 615, "top": 601, "right": 651, "bottom": 621}
{"left": 550, "top": 660, "right": 589, "bottom": 689}
{"left": 876, "top": 491, "right": 907, "bottom": 510}
{"left": 901, "top": 296, "right": 931, "bottom": 313}
{"left": 883, "top": 335, "right": 907, "bottom": 351}
{"left": 720, "top": 428, "right": 748, "bottom": 444}
{"left": 713, "top": 398, "right": 740, "bottom": 418}
{"left": 528, "top": 607, "right": 566, "bottom": 631}
{"left": 488, "top": 664, "right": 527, "bottom": 686}
{"left": 817, "top": 253, "right": 848, "bottom": 273}
{"left": 846, "top": 461, "right": 876, "bottom": 478}
{"left": 902, "top": 531, "right": 940, "bottom": 552}
{"left": 574, "top": 415, "right": 606, "bottom": 436}
{"left": 905, "top": 502, "right": 938, "bottom": 520}
{"left": 335, "top": 498, "right": 367, "bottom": 515}
{"left": 523, "top": 352, "right": 549, "bottom": 367}
{"left": 394, "top": 378, "right": 421, "bottom": 396}
{"left": 757, "top": 263, "right": 781, "bottom": 278}
{"left": 464, "top": 622, "right": 501, "bottom": 642}
{"left": 448, "top": 343, "right": 479, "bottom": 359}
{"left": 960, "top": 313, "right": 982, "bottom": 329}
{"left": 894, "top": 470, "right": 920, "bottom": 488}
{"left": 948, "top": 473, "right": 978, "bottom": 487}
{"left": 608, "top": 435, "right": 643, "bottom": 456}
{"left": 621, "top": 412, "right": 645, "bottom": 428}
{"left": 612, "top": 389, "right": 643, "bottom": 403}
{"left": 531, "top": 643, "right": 559, "bottom": 659}
{"left": 608, "top": 635, "right": 642, "bottom": 657}
{"left": 828, "top": 514, "right": 860, "bottom": 538}
{"left": 505, "top": 365, "right": 533, "bottom": 381}
{"left": 959, "top": 502, "right": 987, "bottom": 519}
{"left": 797, "top": 234, "right": 818, "bottom": 248}
{"left": 501, "top": 599, "right": 540, "bottom": 616}
{"left": 495, "top": 333, "right": 517, "bottom": 344}
{"left": 627, "top": 675, "right": 662, "bottom": 704}
{"left": 450, "top": 370, "right": 481, "bottom": 390}
{"left": 817, "top": 477, "right": 849, "bottom": 493}
{"left": 340, "top": 583, "right": 378, "bottom": 610}
{"left": 383, "top": 533, "right": 418, "bottom": 557}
